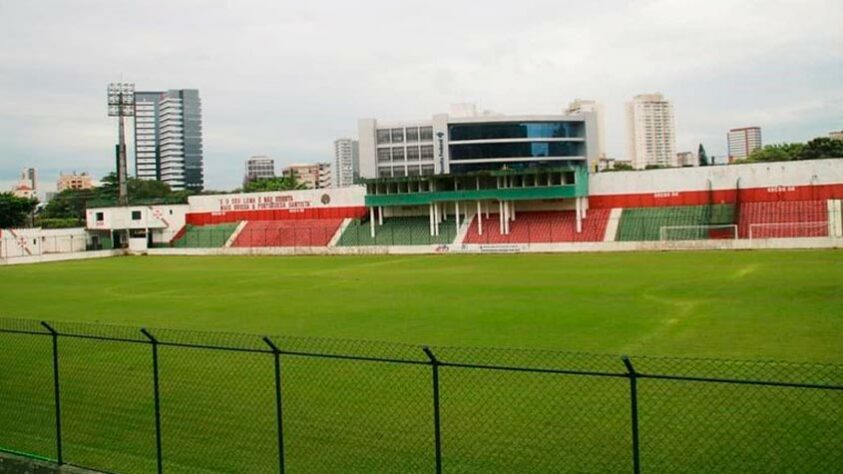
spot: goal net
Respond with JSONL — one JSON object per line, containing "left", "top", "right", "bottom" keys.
{"left": 659, "top": 224, "right": 738, "bottom": 241}
{"left": 748, "top": 222, "right": 828, "bottom": 240}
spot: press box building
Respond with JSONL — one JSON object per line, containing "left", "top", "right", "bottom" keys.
{"left": 357, "top": 107, "right": 599, "bottom": 237}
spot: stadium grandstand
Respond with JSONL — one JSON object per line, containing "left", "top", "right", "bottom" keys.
{"left": 68, "top": 157, "right": 843, "bottom": 257}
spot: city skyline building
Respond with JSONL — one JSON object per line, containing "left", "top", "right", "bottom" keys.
{"left": 282, "top": 162, "right": 332, "bottom": 189}
{"left": 56, "top": 171, "right": 93, "bottom": 192}
{"left": 676, "top": 151, "right": 698, "bottom": 167}
{"left": 333, "top": 138, "right": 359, "bottom": 188}
{"left": 133, "top": 92, "right": 161, "bottom": 181}
{"left": 11, "top": 167, "right": 37, "bottom": 199}
{"left": 625, "top": 93, "right": 677, "bottom": 169}
{"left": 133, "top": 89, "right": 204, "bottom": 191}
{"left": 727, "top": 126, "right": 762, "bottom": 162}
{"left": 244, "top": 156, "right": 276, "bottom": 186}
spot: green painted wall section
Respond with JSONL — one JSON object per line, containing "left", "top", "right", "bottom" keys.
{"left": 366, "top": 168, "right": 589, "bottom": 207}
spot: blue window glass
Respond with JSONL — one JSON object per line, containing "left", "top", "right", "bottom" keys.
{"left": 448, "top": 122, "right": 584, "bottom": 140}
{"left": 449, "top": 161, "right": 584, "bottom": 174}
{"left": 449, "top": 141, "right": 584, "bottom": 160}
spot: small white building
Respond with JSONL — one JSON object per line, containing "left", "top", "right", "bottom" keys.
{"left": 86, "top": 204, "right": 189, "bottom": 250}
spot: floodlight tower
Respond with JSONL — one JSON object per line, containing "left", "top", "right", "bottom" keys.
{"left": 107, "top": 82, "right": 135, "bottom": 206}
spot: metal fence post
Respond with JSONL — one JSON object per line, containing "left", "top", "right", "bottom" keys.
{"left": 263, "top": 337, "right": 286, "bottom": 474}
{"left": 39, "top": 322, "right": 63, "bottom": 465}
{"left": 141, "top": 329, "right": 164, "bottom": 474}
{"left": 622, "top": 356, "right": 641, "bottom": 474}
{"left": 423, "top": 347, "right": 443, "bottom": 474}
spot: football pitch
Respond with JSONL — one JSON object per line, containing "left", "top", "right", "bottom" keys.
{"left": 0, "top": 250, "right": 841, "bottom": 473}
{"left": 1, "top": 250, "right": 841, "bottom": 361}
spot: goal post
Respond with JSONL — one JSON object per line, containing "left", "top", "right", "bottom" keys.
{"left": 748, "top": 222, "right": 828, "bottom": 240}
{"left": 659, "top": 224, "right": 738, "bottom": 241}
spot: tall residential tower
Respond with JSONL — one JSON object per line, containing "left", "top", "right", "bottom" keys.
{"left": 133, "top": 89, "right": 204, "bottom": 191}
{"left": 333, "top": 138, "right": 359, "bottom": 188}
{"left": 625, "top": 93, "right": 676, "bottom": 169}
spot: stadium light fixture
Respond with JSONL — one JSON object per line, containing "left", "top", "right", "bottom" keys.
{"left": 107, "top": 82, "right": 135, "bottom": 207}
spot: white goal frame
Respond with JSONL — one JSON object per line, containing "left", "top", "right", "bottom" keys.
{"left": 748, "top": 221, "right": 828, "bottom": 240}
{"left": 659, "top": 224, "right": 738, "bottom": 241}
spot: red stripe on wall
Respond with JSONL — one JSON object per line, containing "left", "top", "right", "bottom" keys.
{"left": 589, "top": 184, "right": 843, "bottom": 209}
{"left": 185, "top": 206, "right": 368, "bottom": 226}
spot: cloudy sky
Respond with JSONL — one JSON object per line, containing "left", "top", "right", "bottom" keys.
{"left": 1, "top": 0, "right": 841, "bottom": 194}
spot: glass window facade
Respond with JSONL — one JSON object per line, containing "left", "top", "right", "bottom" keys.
{"left": 392, "top": 147, "right": 405, "bottom": 161}
{"left": 420, "top": 126, "right": 433, "bottom": 141}
{"left": 449, "top": 141, "right": 584, "bottom": 160}
{"left": 377, "top": 129, "right": 391, "bottom": 144}
{"left": 406, "top": 127, "right": 419, "bottom": 142}
{"left": 391, "top": 128, "right": 404, "bottom": 143}
{"left": 407, "top": 146, "right": 420, "bottom": 161}
{"left": 377, "top": 148, "right": 391, "bottom": 163}
{"left": 448, "top": 122, "right": 584, "bottom": 141}
{"left": 420, "top": 145, "right": 434, "bottom": 160}
{"left": 449, "top": 160, "right": 582, "bottom": 174}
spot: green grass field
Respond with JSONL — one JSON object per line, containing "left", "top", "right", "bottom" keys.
{"left": 1, "top": 251, "right": 841, "bottom": 473}
{"left": 1, "top": 251, "right": 841, "bottom": 360}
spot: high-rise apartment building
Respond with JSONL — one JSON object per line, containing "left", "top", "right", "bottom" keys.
{"left": 727, "top": 127, "right": 762, "bottom": 162}
{"left": 625, "top": 93, "right": 676, "bottom": 169}
{"left": 134, "top": 92, "right": 161, "bottom": 181}
{"left": 333, "top": 138, "right": 359, "bottom": 188}
{"left": 56, "top": 172, "right": 93, "bottom": 192}
{"left": 566, "top": 99, "right": 606, "bottom": 159}
{"left": 133, "top": 89, "right": 204, "bottom": 191}
{"left": 244, "top": 156, "right": 275, "bottom": 186}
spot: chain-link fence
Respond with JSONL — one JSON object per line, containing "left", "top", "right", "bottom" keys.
{"left": 1, "top": 318, "right": 840, "bottom": 473}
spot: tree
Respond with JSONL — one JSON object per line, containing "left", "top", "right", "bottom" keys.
{"left": 612, "top": 162, "right": 634, "bottom": 171}
{"left": 243, "top": 173, "right": 309, "bottom": 192}
{"left": 745, "top": 143, "right": 805, "bottom": 163}
{"left": 799, "top": 137, "right": 843, "bottom": 160}
{"left": 0, "top": 193, "right": 38, "bottom": 228}
{"left": 42, "top": 188, "right": 97, "bottom": 221}
{"left": 698, "top": 144, "right": 709, "bottom": 167}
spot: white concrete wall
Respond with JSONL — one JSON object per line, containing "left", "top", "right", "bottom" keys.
{"left": 1, "top": 227, "right": 89, "bottom": 258}
{"left": 143, "top": 236, "right": 841, "bottom": 257}
{"left": 0, "top": 249, "right": 122, "bottom": 266}
{"left": 186, "top": 187, "right": 366, "bottom": 213}
{"left": 590, "top": 159, "right": 843, "bottom": 195}
{"left": 0, "top": 228, "right": 42, "bottom": 258}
